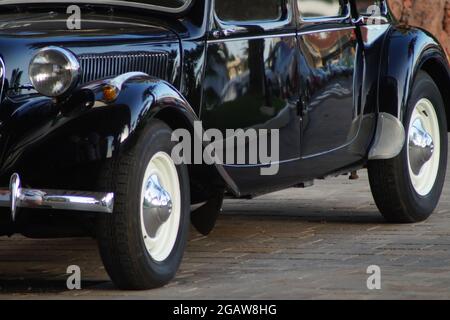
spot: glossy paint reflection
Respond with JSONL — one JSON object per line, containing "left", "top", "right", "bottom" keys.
{"left": 202, "top": 35, "right": 301, "bottom": 162}
{"left": 298, "top": 28, "right": 358, "bottom": 156}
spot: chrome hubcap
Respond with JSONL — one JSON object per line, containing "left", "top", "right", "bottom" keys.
{"left": 142, "top": 174, "right": 173, "bottom": 238}
{"left": 140, "top": 151, "right": 181, "bottom": 262}
{"left": 408, "top": 118, "right": 434, "bottom": 175}
{"left": 406, "top": 98, "right": 440, "bottom": 196}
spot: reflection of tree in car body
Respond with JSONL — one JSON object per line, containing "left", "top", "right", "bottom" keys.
{"left": 300, "top": 30, "right": 356, "bottom": 102}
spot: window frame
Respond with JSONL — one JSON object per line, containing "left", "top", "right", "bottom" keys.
{"left": 297, "top": 0, "right": 351, "bottom": 23}
{"left": 213, "top": 0, "right": 291, "bottom": 29}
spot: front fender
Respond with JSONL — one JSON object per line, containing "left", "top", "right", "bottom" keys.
{"left": 0, "top": 74, "right": 193, "bottom": 182}
{"left": 83, "top": 73, "right": 200, "bottom": 154}
{"left": 0, "top": 74, "right": 239, "bottom": 194}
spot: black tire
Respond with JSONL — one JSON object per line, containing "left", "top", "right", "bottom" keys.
{"left": 97, "top": 119, "right": 190, "bottom": 290}
{"left": 368, "top": 71, "right": 448, "bottom": 223}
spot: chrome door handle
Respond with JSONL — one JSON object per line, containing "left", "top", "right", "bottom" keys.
{"left": 211, "top": 30, "right": 222, "bottom": 39}
{"left": 211, "top": 28, "right": 240, "bottom": 39}
{"left": 222, "top": 29, "right": 237, "bottom": 37}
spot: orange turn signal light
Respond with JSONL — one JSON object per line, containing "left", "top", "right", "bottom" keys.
{"left": 102, "top": 85, "right": 118, "bottom": 102}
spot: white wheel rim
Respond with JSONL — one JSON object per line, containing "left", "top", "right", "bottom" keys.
{"left": 407, "top": 98, "right": 440, "bottom": 196}
{"left": 140, "top": 151, "right": 181, "bottom": 262}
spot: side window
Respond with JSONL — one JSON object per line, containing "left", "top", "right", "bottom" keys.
{"left": 355, "top": 0, "right": 382, "bottom": 15}
{"left": 215, "top": 0, "right": 283, "bottom": 22}
{"left": 298, "top": 0, "right": 345, "bottom": 19}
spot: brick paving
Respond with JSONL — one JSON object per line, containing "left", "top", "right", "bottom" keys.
{"left": 1, "top": 142, "right": 450, "bottom": 299}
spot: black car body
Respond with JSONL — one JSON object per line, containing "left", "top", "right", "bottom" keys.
{"left": 0, "top": 0, "right": 449, "bottom": 289}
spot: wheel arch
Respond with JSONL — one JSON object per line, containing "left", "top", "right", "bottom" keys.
{"left": 152, "top": 107, "right": 238, "bottom": 203}
{"left": 378, "top": 26, "right": 448, "bottom": 120}
{"left": 370, "top": 26, "right": 450, "bottom": 160}
{"left": 94, "top": 74, "right": 240, "bottom": 199}
{"left": 416, "top": 51, "right": 450, "bottom": 132}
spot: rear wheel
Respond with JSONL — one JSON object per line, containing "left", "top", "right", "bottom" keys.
{"left": 97, "top": 119, "right": 190, "bottom": 289}
{"left": 368, "top": 71, "right": 448, "bottom": 223}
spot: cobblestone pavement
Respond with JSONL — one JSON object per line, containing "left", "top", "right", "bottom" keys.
{"left": 1, "top": 149, "right": 450, "bottom": 299}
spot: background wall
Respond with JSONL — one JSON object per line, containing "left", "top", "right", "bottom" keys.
{"left": 388, "top": 0, "right": 450, "bottom": 56}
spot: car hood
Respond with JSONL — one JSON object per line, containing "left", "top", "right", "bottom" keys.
{"left": 0, "top": 11, "right": 181, "bottom": 98}
{"left": 0, "top": 10, "right": 179, "bottom": 38}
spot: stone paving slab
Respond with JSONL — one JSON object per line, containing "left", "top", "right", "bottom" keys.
{"left": 1, "top": 142, "right": 450, "bottom": 299}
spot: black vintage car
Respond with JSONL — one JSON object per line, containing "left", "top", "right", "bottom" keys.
{"left": 0, "top": 0, "right": 448, "bottom": 289}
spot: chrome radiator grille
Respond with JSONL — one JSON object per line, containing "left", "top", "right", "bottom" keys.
{"left": 78, "top": 52, "right": 169, "bottom": 84}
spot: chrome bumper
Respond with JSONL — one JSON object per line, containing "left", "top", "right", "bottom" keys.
{"left": 0, "top": 173, "right": 114, "bottom": 221}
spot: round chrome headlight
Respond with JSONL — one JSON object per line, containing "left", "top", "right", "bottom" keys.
{"left": 29, "top": 47, "right": 80, "bottom": 97}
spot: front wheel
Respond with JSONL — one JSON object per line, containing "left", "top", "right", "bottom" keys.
{"left": 368, "top": 71, "right": 448, "bottom": 223}
{"left": 97, "top": 119, "right": 190, "bottom": 290}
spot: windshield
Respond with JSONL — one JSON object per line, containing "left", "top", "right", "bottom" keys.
{"left": 0, "top": 0, "right": 193, "bottom": 13}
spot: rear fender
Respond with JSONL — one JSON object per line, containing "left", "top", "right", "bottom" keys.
{"left": 369, "top": 26, "right": 449, "bottom": 160}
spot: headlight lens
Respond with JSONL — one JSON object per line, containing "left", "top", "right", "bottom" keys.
{"left": 29, "top": 47, "right": 80, "bottom": 97}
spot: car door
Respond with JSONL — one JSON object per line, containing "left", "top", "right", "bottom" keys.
{"left": 201, "top": 0, "right": 303, "bottom": 194}
{"left": 295, "top": 0, "right": 361, "bottom": 157}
